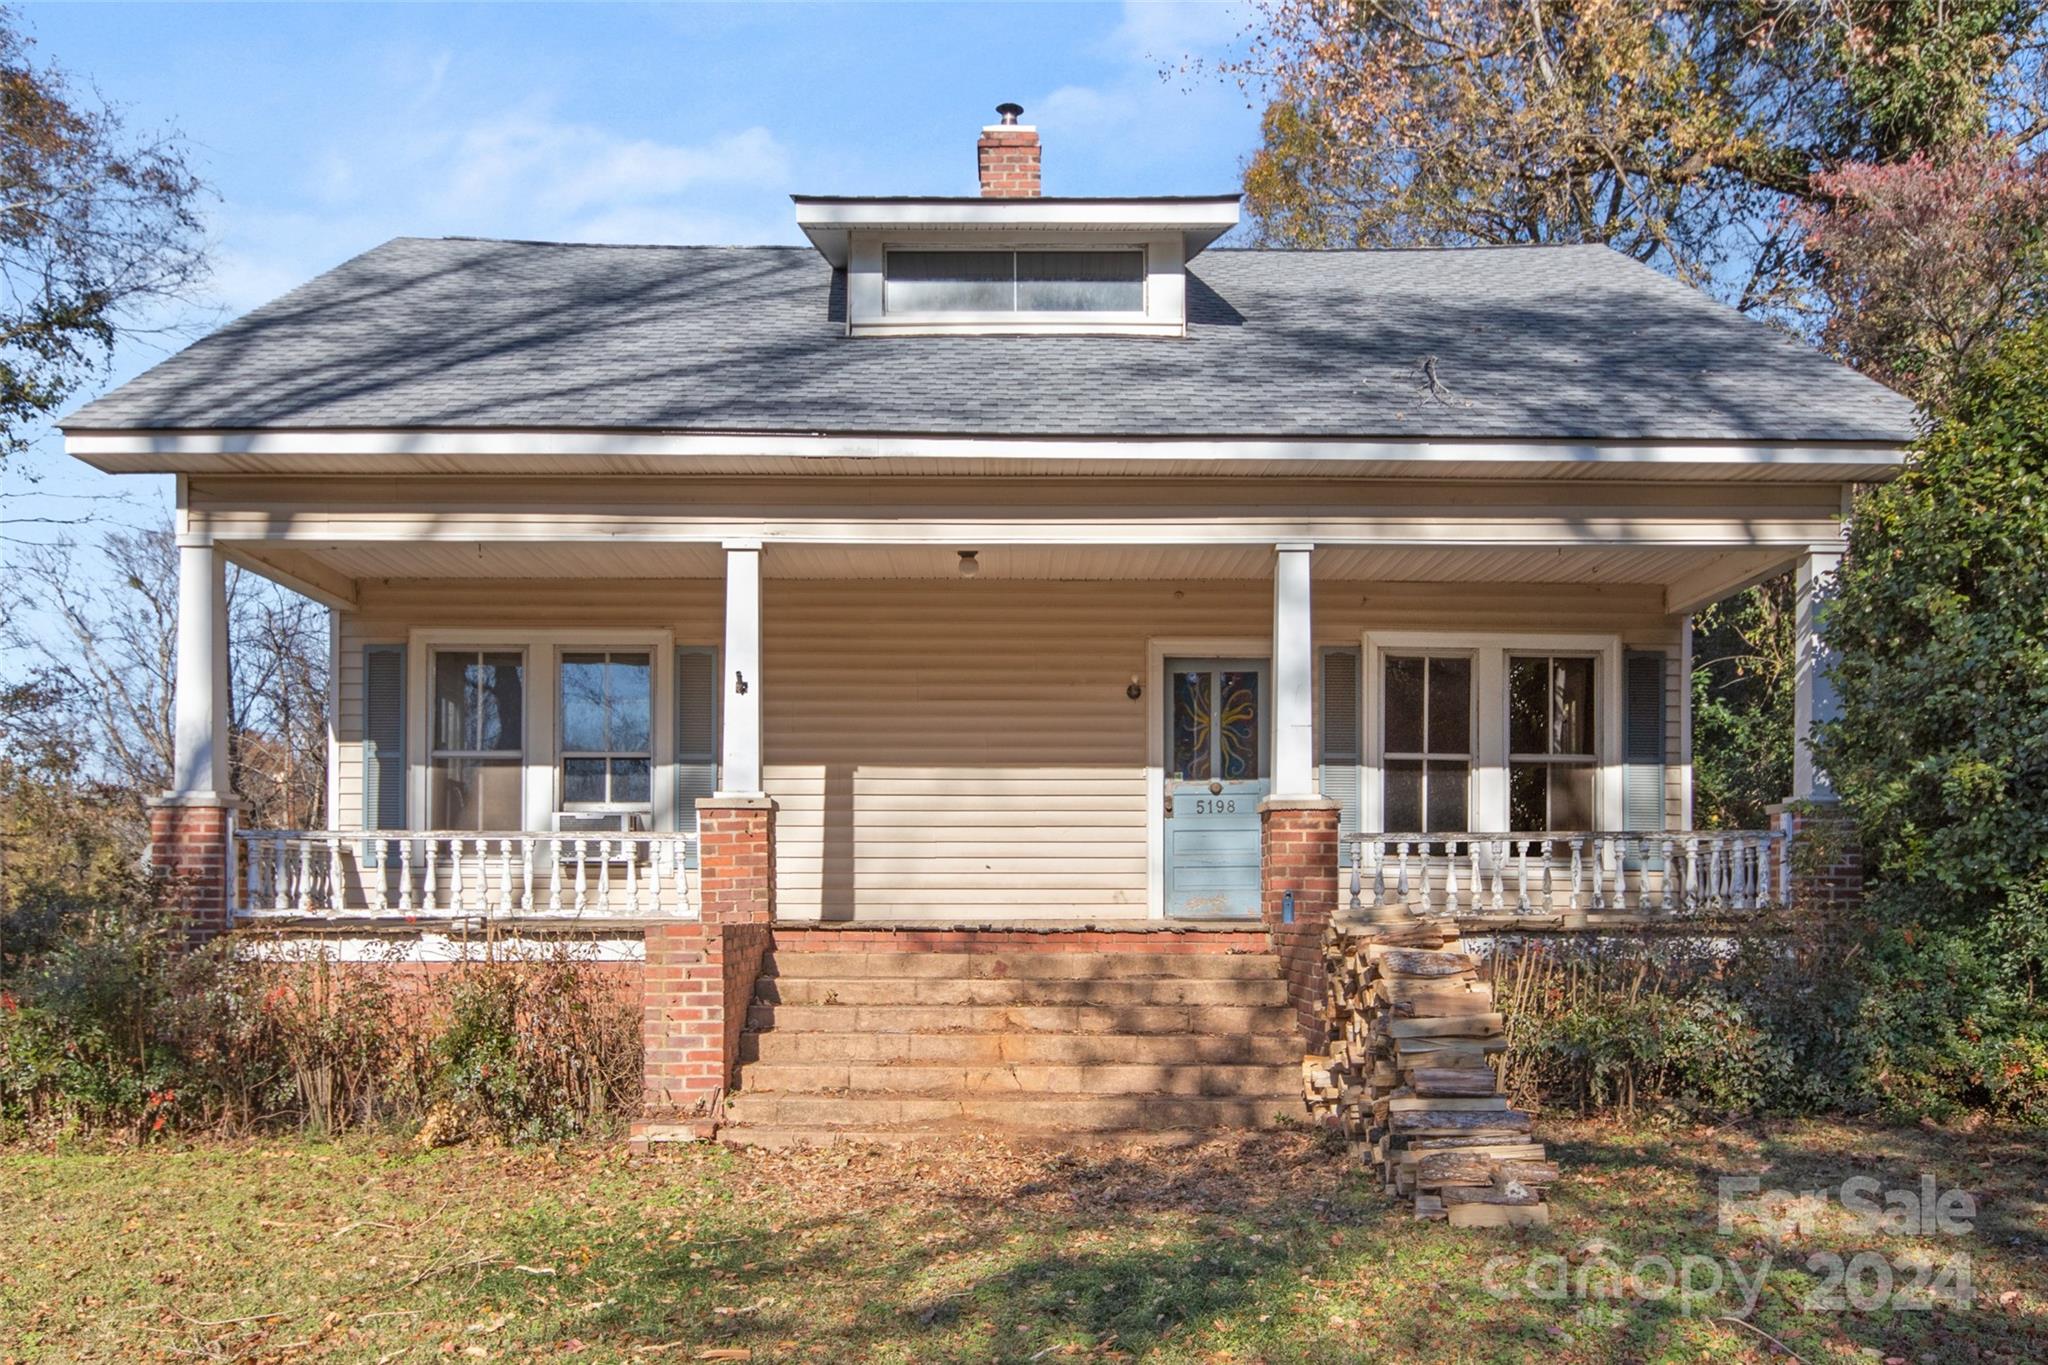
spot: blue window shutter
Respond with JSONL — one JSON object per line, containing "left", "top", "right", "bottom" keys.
{"left": 362, "top": 645, "right": 406, "bottom": 830}
{"left": 1319, "top": 646, "right": 1362, "bottom": 865}
{"left": 676, "top": 646, "right": 720, "bottom": 868}
{"left": 1623, "top": 650, "right": 1669, "bottom": 864}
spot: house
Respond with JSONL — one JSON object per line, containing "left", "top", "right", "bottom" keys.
{"left": 63, "top": 107, "right": 1916, "bottom": 1145}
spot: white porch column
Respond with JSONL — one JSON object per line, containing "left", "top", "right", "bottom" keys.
{"left": 171, "top": 534, "right": 231, "bottom": 799}
{"left": 719, "top": 540, "right": 764, "bottom": 797}
{"left": 1271, "top": 541, "right": 1316, "bottom": 798}
{"left": 1792, "top": 544, "right": 1844, "bottom": 801}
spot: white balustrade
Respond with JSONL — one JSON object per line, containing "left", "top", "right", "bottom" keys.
{"left": 233, "top": 831, "right": 695, "bottom": 921}
{"left": 1345, "top": 829, "right": 1791, "bottom": 919}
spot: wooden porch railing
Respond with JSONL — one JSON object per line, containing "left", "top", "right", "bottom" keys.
{"left": 235, "top": 831, "right": 696, "bottom": 921}
{"left": 1344, "top": 829, "right": 1791, "bottom": 920}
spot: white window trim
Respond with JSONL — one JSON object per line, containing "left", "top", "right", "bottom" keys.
{"left": 847, "top": 230, "right": 1187, "bottom": 337}
{"left": 555, "top": 647, "right": 658, "bottom": 821}
{"left": 880, "top": 243, "right": 1150, "bottom": 325}
{"left": 1360, "top": 631, "right": 1623, "bottom": 833}
{"left": 406, "top": 628, "right": 675, "bottom": 833}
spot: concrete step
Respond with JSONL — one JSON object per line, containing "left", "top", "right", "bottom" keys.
{"left": 754, "top": 975, "right": 1288, "bottom": 1008}
{"left": 721, "top": 1092, "right": 1300, "bottom": 1132}
{"left": 763, "top": 951, "right": 1280, "bottom": 981}
{"left": 746, "top": 1001, "right": 1294, "bottom": 1036}
{"left": 739, "top": 1029, "right": 1302, "bottom": 1066}
{"left": 736, "top": 1060, "right": 1298, "bottom": 1098}
{"left": 719, "top": 1124, "right": 1241, "bottom": 1151}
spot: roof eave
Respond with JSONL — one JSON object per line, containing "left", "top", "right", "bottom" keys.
{"left": 790, "top": 194, "right": 1243, "bottom": 268}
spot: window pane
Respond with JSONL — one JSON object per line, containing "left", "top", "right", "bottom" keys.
{"left": 433, "top": 652, "right": 471, "bottom": 750}
{"left": 1424, "top": 761, "right": 1469, "bottom": 832}
{"left": 609, "top": 655, "right": 652, "bottom": 751}
{"left": 1385, "top": 656, "right": 1425, "bottom": 754}
{"left": 1015, "top": 250, "right": 1143, "bottom": 312}
{"left": 1427, "top": 657, "right": 1471, "bottom": 754}
{"left": 1551, "top": 657, "right": 1595, "bottom": 756}
{"left": 1508, "top": 656, "right": 1546, "bottom": 755}
{"left": 474, "top": 653, "right": 523, "bottom": 752}
{"left": 1171, "top": 671, "right": 1212, "bottom": 780}
{"left": 432, "top": 757, "right": 522, "bottom": 830}
{"left": 612, "top": 757, "right": 652, "bottom": 804}
{"left": 1509, "top": 762, "right": 1546, "bottom": 832}
{"left": 1548, "top": 762, "right": 1595, "bottom": 830}
{"left": 885, "top": 250, "right": 1012, "bottom": 313}
{"left": 562, "top": 756, "right": 606, "bottom": 806}
{"left": 1385, "top": 759, "right": 1423, "bottom": 831}
{"left": 560, "top": 653, "right": 607, "bottom": 752}
{"left": 1220, "top": 670, "right": 1261, "bottom": 780}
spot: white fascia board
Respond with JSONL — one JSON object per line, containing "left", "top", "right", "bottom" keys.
{"left": 793, "top": 197, "right": 1241, "bottom": 267}
{"left": 63, "top": 427, "right": 1911, "bottom": 476}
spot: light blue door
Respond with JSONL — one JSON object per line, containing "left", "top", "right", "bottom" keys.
{"left": 1164, "top": 659, "right": 1269, "bottom": 919}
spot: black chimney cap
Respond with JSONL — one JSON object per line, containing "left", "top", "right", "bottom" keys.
{"left": 995, "top": 102, "right": 1024, "bottom": 125}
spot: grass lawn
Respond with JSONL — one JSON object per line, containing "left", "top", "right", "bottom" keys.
{"left": 1, "top": 1118, "right": 2043, "bottom": 1363}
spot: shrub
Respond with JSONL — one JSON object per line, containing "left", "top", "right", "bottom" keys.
{"left": 0, "top": 887, "right": 641, "bottom": 1142}
{"left": 1493, "top": 939, "right": 1775, "bottom": 1118}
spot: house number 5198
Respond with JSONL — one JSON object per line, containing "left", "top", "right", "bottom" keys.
{"left": 1193, "top": 798, "right": 1238, "bottom": 815}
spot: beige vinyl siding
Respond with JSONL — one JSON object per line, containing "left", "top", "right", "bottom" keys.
{"left": 333, "top": 576, "right": 1684, "bottom": 921}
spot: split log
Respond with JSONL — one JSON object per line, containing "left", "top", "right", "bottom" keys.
{"left": 1386, "top": 1013, "right": 1506, "bottom": 1039}
{"left": 1386, "top": 1095, "right": 1511, "bottom": 1113}
{"left": 1441, "top": 1183, "right": 1541, "bottom": 1207}
{"left": 1388, "top": 1108, "right": 1532, "bottom": 1136}
{"left": 1371, "top": 949, "right": 1479, "bottom": 978}
{"left": 1415, "top": 1151, "right": 1495, "bottom": 1185}
{"left": 1495, "top": 1160, "right": 1560, "bottom": 1187}
{"left": 1446, "top": 1202, "right": 1551, "bottom": 1229}
{"left": 1409, "top": 1067, "right": 1503, "bottom": 1097}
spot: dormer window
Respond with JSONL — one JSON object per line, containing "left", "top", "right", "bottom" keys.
{"left": 791, "top": 105, "right": 1240, "bottom": 338}
{"left": 884, "top": 248, "right": 1146, "bottom": 316}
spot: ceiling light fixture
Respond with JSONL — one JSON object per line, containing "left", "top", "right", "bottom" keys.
{"left": 957, "top": 550, "right": 980, "bottom": 578}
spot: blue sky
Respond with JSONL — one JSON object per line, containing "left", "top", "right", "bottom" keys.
{"left": 2, "top": 0, "right": 1259, "bottom": 535}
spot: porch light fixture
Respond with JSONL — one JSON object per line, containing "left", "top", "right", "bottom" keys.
{"left": 957, "top": 550, "right": 980, "bottom": 578}
{"left": 1127, "top": 675, "right": 1143, "bottom": 701}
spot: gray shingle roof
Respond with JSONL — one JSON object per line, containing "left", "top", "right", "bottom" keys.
{"left": 64, "top": 236, "right": 1919, "bottom": 443}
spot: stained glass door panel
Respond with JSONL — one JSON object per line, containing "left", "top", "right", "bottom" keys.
{"left": 1164, "top": 658, "right": 1270, "bottom": 919}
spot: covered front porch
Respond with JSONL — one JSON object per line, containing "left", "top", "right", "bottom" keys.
{"left": 150, "top": 474, "right": 1850, "bottom": 932}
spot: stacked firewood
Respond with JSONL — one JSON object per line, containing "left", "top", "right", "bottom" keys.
{"left": 1302, "top": 918, "right": 1557, "bottom": 1227}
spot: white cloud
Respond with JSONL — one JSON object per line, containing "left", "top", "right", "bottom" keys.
{"left": 1108, "top": 0, "right": 1255, "bottom": 63}
{"left": 197, "top": 76, "right": 799, "bottom": 316}
{"left": 1024, "top": 1, "right": 1261, "bottom": 196}
{"left": 430, "top": 115, "right": 788, "bottom": 219}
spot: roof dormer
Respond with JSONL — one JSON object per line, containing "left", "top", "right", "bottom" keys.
{"left": 793, "top": 104, "right": 1239, "bottom": 338}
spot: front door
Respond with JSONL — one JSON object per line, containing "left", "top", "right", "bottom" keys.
{"left": 1164, "top": 658, "right": 1270, "bottom": 919}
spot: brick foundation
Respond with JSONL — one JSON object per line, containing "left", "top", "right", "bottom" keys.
{"left": 1778, "top": 804, "right": 1864, "bottom": 913}
{"left": 632, "top": 796, "right": 778, "bottom": 1149}
{"left": 1259, "top": 799, "right": 1341, "bottom": 1050}
{"left": 147, "top": 800, "right": 236, "bottom": 940}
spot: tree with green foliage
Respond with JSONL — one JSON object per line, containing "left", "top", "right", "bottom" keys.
{"left": 1822, "top": 316, "right": 2048, "bottom": 909}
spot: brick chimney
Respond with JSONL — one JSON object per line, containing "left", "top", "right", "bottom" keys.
{"left": 977, "top": 102, "right": 1040, "bottom": 198}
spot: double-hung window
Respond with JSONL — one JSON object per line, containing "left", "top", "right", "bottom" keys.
{"left": 1382, "top": 655, "right": 1472, "bottom": 833}
{"left": 559, "top": 652, "right": 653, "bottom": 817}
{"left": 1507, "top": 654, "right": 1598, "bottom": 830}
{"left": 429, "top": 650, "right": 525, "bottom": 830}
{"left": 883, "top": 248, "right": 1145, "bottom": 315}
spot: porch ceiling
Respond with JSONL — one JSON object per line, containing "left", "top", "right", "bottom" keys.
{"left": 238, "top": 539, "right": 1795, "bottom": 609}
